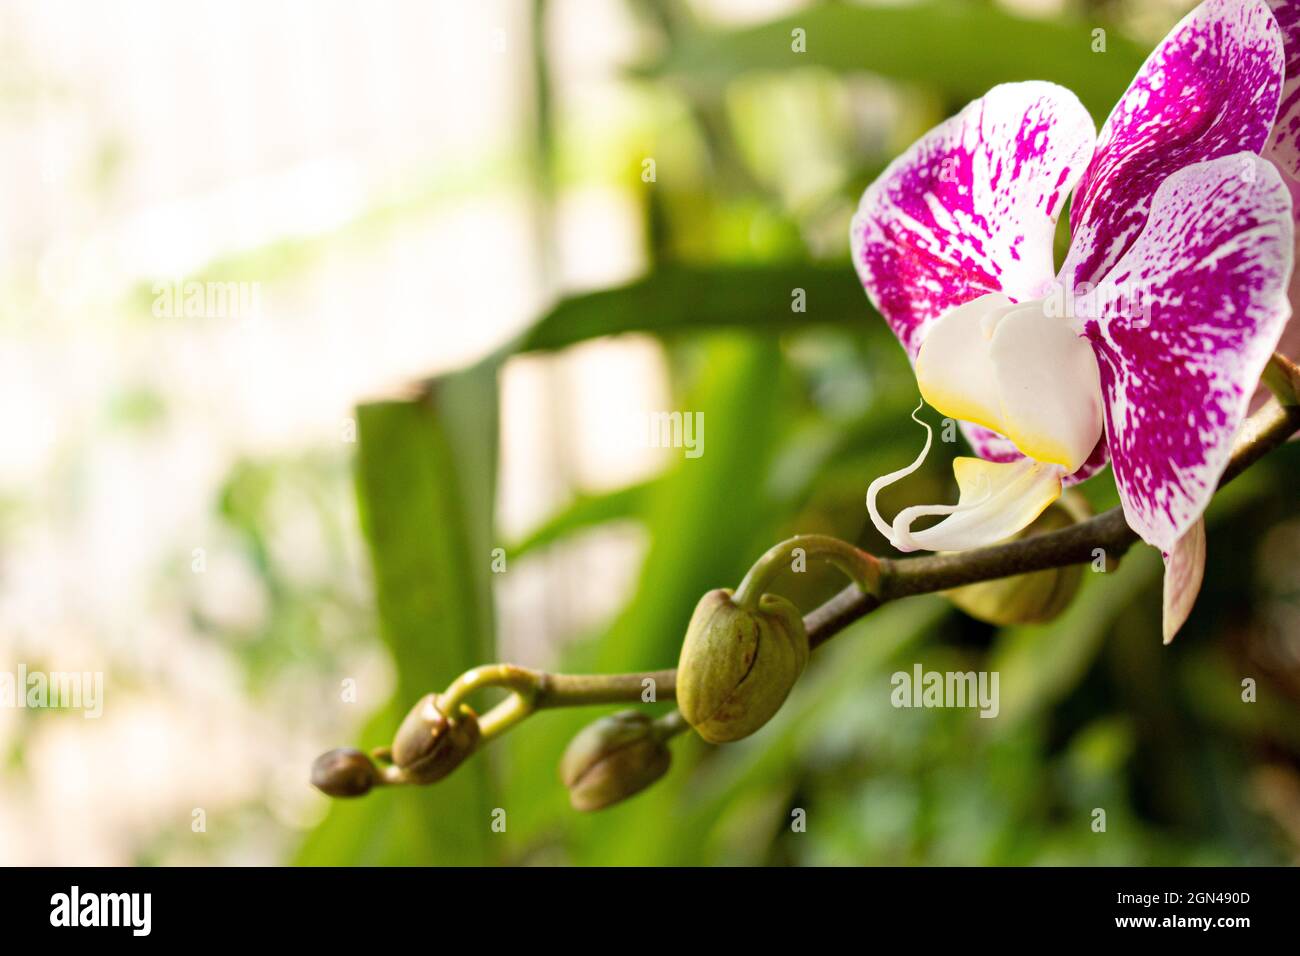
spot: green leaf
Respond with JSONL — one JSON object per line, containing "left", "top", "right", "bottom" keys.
{"left": 511, "top": 262, "right": 868, "bottom": 354}
{"left": 638, "top": 3, "right": 1146, "bottom": 121}
{"left": 490, "top": 333, "right": 789, "bottom": 864}
{"left": 507, "top": 480, "right": 654, "bottom": 559}
{"left": 597, "top": 333, "right": 786, "bottom": 672}
{"left": 296, "top": 364, "right": 501, "bottom": 865}
{"left": 555, "top": 333, "right": 788, "bottom": 863}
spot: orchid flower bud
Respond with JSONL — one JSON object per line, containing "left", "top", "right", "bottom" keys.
{"left": 559, "top": 710, "right": 671, "bottom": 812}
{"left": 677, "top": 588, "right": 809, "bottom": 743}
{"left": 311, "top": 747, "right": 380, "bottom": 798}
{"left": 943, "top": 495, "right": 1090, "bottom": 626}
{"left": 391, "top": 693, "right": 481, "bottom": 784}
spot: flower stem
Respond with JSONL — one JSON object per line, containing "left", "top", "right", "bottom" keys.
{"left": 437, "top": 663, "right": 540, "bottom": 715}
{"left": 651, "top": 709, "right": 690, "bottom": 741}
{"left": 732, "top": 533, "right": 881, "bottom": 610}
{"left": 536, "top": 670, "right": 676, "bottom": 708}
{"left": 432, "top": 664, "right": 680, "bottom": 743}
{"left": 478, "top": 692, "right": 536, "bottom": 741}
{"left": 322, "top": 369, "right": 1300, "bottom": 795}
{"left": 1262, "top": 352, "right": 1299, "bottom": 406}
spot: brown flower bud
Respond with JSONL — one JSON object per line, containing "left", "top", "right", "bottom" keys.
{"left": 391, "top": 693, "right": 481, "bottom": 784}
{"left": 311, "top": 747, "right": 380, "bottom": 798}
{"left": 676, "top": 588, "right": 808, "bottom": 744}
{"left": 559, "top": 710, "right": 671, "bottom": 812}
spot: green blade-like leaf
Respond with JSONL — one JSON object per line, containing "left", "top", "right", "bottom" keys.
{"left": 507, "top": 480, "right": 654, "bottom": 560}
{"left": 561, "top": 333, "right": 786, "bottom": 863}
{"left": 512, "top": 262, "right": 868, "bottom": 354}
{"left": 638, "top": 2, "right": 1146, "bottom": 121}
{"left": 297, "top": 365, "right": 500, "bottom": 865}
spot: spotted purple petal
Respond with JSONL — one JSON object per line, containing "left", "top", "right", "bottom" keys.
{"left": 1063, "top": 0, "right": 1285, "bottom": 289}
{"left": 1265, "top": 2, "right": 1300, "bottom": 373}
{"left": 1266, "top": 0, "right": 1300, "bottom": 181}
{"left": 851, "top": 82, "right": 1095, "bottom": 358}
{"left": 1085, "top": 154, "right": 1293, "bottom": 553}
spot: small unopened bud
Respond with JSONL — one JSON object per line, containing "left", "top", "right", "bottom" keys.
{"left": 559, "top": 710, "right": 671, "bottom": 811}
{"left": 392, "top": 693, "right": 481, "bottom": 784}
{"left": 311, "top": 747, "right": 380, "bottom": 798}
{"left": 943, "top": 496, "right": 1090, "bottom": 625}
{"left": 677, "top": 588, "right": 808, "bottom": 744}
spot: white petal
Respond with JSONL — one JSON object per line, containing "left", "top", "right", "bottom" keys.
{"left": 914, "top": 293, "right": 1010, "bottom": 430}
{"left": 896, "top": 457, "right": 1066, "bottom": 552}
{"left": 988, "top": 299, "right": 1104, "bottom": 471}
{"left": 916, "top": 295, "right": 1104, "bottom": 471}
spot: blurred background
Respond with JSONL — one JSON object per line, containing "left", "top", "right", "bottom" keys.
{"left": 1, "top": 0, "right": 1298, "bottom": 866}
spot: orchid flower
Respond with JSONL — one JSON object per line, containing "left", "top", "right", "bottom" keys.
{"left": 1266, "top": 0, "right": 1300, "bottom": 362}
{"left": 851, "top": 0, "right": 1294, "bottom": 603}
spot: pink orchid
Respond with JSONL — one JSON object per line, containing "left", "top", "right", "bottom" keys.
{"left": 850, "top": 0, "right": 1294, "bottom": 618}
{"left": 1265, "top": 0, "right": 1300, "bottom": 362}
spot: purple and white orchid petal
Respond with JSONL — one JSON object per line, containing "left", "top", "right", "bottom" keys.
{"left": 1260, "top": 2, "right": 1300, "bottom": 406}
{"left": 1162, "top": 518, "right": 1207, "bottom": 645}
{"left": 1085, "top": 153, "right": 1294, "bottom": 554}
{"left": 1266, "top": 0, "right": 1300, "bottom": 182}
{"left": 851, "top": 82, "right": 1095, "bottom": 358}
{"left": 1063, "top": 0, "right": 1285, "bottom": 288}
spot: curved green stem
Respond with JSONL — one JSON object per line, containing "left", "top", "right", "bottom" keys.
{"left": 478, "top": 693, "right": 537, "bottom": 741}
{"left": 434, "top": 665, "right": 680, "bottom": 743}
{"left": 437, "top": 664, "right": 541, "bottom": 715}
{"left": 733, "top": 533, "right": 881, "bottom": 609}
{"left": 651, "top": 709, "right": 690, "bottom": 742}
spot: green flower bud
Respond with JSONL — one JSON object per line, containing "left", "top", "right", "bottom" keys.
{"left": 676, "top": 588, "right": 808, "bottom": 744}
{"left": 559, "top": 710, "right": 671, "bottom": 812}
{"left": 391, "top": 693, "right": 481, "bottom": 784}
{"left": 311, "top": 747, "right": 380, "bottom": 798}
{"left": 943, "top": 496, "right": 1090, "bottom": 626}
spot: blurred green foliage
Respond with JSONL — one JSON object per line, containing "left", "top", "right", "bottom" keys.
{"left": 296, "top": 0, "right": 1300, "bottom": 866}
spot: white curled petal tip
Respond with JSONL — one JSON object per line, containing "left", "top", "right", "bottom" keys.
{"left": 866, "top": 403, "right": 933, "bottom": 551}
{"left": 867, "top": 407, "right": 1067, "bottom": 553}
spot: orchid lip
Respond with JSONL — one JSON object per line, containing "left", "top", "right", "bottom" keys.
{"left": 866, "top": 405, "right": 1066, "bottom": 554}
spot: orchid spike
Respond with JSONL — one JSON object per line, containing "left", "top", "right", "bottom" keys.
{"left": 851, "top": 0, "right": 1294, "bottom": 572}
